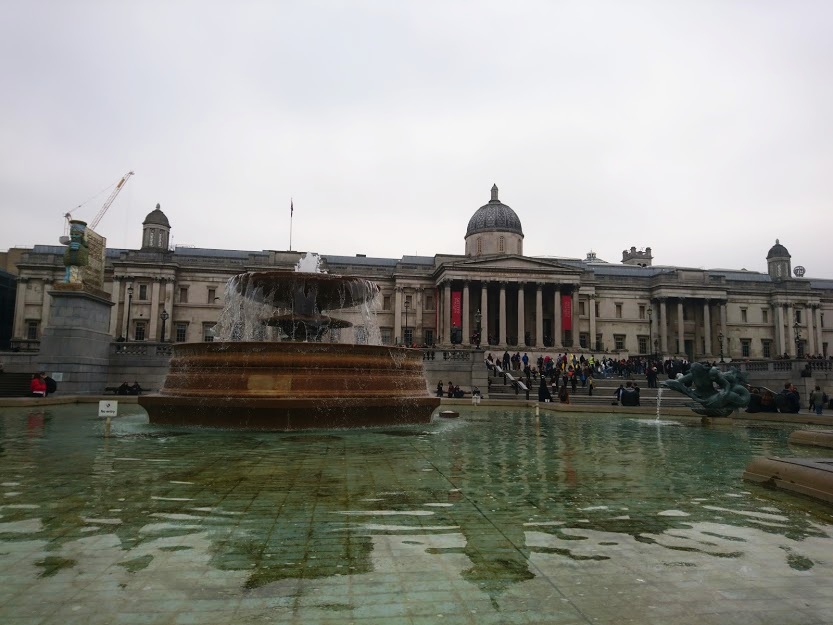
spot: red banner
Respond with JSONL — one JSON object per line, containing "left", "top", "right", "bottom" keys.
{"left": 561, "top": 294, "right": 572, "bottom": 331}
{"left": 451, "top": 291, "right": 462, "bottom": 327}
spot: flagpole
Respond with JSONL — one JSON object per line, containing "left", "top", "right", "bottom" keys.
{"left": 289, "top": 198, "right": 293, "bottom": 251}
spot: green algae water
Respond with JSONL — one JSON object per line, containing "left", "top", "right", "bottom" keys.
{"left": 1, "top": 405, "right": 833, "bottom": 624}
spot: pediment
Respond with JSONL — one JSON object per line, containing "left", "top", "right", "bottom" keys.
{"left": 445, "top": 255, "right": 581, "bottom": 273}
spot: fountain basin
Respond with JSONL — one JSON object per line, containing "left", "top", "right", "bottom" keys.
{"left": 139, "top": 342, "right": 440, "bottom": 430}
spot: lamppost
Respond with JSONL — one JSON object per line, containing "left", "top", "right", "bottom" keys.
{"left": 653, "top": 338, "right": 659, "bottom": 359}
{"left": 160, "top": 308, "right": 169, "bottom": 342}
{"left": 474, "top": 308, "right": 482, "bottom": 348}
{"left": 647, "top": 306, "right": 653, "bottom": 358}
{"left": 125, "top": 285, "right": 134, "bottom": 342}
{"left": 403, "top": 300, "right": 410, "bottom": 347}
{"left": 794, "top": 321, "right": 802, "bottom": 359}
{"left": 717, "top": 331, "right": 724, "bottom": 363}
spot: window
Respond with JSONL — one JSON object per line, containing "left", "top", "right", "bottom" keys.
{"left": 149, "top": 230, "right": 155, "bottom": 247}
{"left": 476, "top": 238, "right": 482, "bottom": 255}
{"left": 404, "top": 328, "right": 414, "bottom": 346}
{"left": 595, "top": 302, "right": 600, "bottom": 318}
{"left": 424, "top": 329, "right": 434, "bottom": 346}
{"left": 498, "top": 236, "right": 505, "bottom": 252}
{"left": 138, "top": 284, "right": 148, "bottom": 300}
{"left": 615, "top": 303, "right": 623, "bottom": 319}
{"left": 179, "top": 287, "right": 189, "bottom": 304}
{"left": 741, "top": 308, "right": 747, "bottom": 323}
{"left": 639, "top": 305, "right": 646, "bottom": 320}
{"left": 425, "top": 295, "right": 434, "bottom": 310}
{"left": 741, "top": 339, "right": 751, "bottom": 358}
{"left": 638, "top": 336, "right": 648, "bottom": 353}
{"left": 762, "top": 340, "right": 772, "bottom": 359}
{"left": 135, "top": 321, "right": 147, "bottom": 341}
{"left": 405, "top": 295, "right": 412, "bottom": 308}
{"left": 26, "top": 320, "right": 39, "bottom": 340}
{"left": 517, "top": 240, "right": 522, "bottom": 254}
{"left": 579, "top": 301, "right": 586, "bottom": 316}
{"left": 579, "top": 333, "right": 589, "bottom": 348}
{"left": 381, "top": 328, "right": 392, "bottom": 345}
{"left": 595, "top": 333, "right": 602, "bottom": 351}
{"left": 202, "top": 323, "right": 214, "bottom": 342}
{"left": 821, "top": 313, "right": 825, "bottom": 328}
{"left": 614, "top": 334, "right": 625, "bottom": 351}
{"left": 682, "top": 307, "right": 689, "bottom": 321}
{"left": 208, "top": 288, "right": 216, "bottom": 304}
{"left": 762, "top": 308, "right": 769, "bottom": 324}
{"left": 355, "top": 326, "right": 367, "bottom": 344}
{"left": 795, "top": 309, "right": 802, "bottom": 324}
{"left": 175, "top": 322, "right": 188, "bottom": 343}
{"left": 383, "top": 296, "right": 391, "bottom": 310}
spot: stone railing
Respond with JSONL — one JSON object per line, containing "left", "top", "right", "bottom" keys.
{"left": 111, "top": 342, "right": 174, "bottom": 357}
{"left": 730, "top": 359, "right": 832, "bottom": 375}
{"left": 421, "top": 348, "right": 477, "bottom": 362}
{"left": 8, "top": 339, "right": 41, "bottom": 352}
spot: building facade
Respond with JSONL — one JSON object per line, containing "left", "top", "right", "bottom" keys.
{"left": 7, "top": 186, "right": 833, "bottom": 361}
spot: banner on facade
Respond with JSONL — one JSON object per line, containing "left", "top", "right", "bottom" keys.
{"left": 561, "top": 294, "right": 572, "bottom": 331}
{"left": 451, "top": 290, "right": 462, "bottom": 328}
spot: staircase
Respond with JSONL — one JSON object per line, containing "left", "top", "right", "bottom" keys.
{"left": 0, "top": 373, "right": 34, "bottom": 397}
{"left": 485, "top": 368, "right": 692, "bottom": 409}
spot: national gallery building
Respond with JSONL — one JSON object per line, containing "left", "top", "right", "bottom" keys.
{"left": 8, "top": 185, "right": 833, "bottom": 361}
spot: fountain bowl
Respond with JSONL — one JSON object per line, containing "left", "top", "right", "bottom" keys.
{"left": 139, "top": 342, "right": 440, "bottom": 430}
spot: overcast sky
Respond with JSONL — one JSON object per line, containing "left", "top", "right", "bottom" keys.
{"left": 2, "top": 1, "right": 832, "bottom": 277}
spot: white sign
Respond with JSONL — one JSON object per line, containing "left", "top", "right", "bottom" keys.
{"left": 98, "top": 400, "right": 118, "bottom": 417}
{"left": 51, "top": 372, "right": 63, "bottom": 382}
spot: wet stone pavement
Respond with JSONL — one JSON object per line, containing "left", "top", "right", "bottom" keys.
{"left": 1, "top": 405, "right": 833, "bottom": 624}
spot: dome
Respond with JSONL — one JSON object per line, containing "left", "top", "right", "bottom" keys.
{"left": 143, "top": 203, "right": 170, "bottom": 228}
{"left": 465, "top": 185, "right": 523, "bottom": 238}
{"left": 766, "top": 239, "right": 790, "bottom": 259}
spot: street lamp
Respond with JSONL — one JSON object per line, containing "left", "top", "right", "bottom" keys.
{"left": 717, "top": 331, "right": 724, "bottom": 363}
{"left": 647, "top": 306, "right": 653, "bottom": 358}
{"left": 794, "top": 321, "right": 802, "bottom": 359}
{"left": 403, "top": 300, "right": 410, "bottom": 347}
{"left": 125, "top": 285, "right": 134, "bottom": 342}
{"left": 160, "top": 308, "right": 169, "bottom": 342}
{"left": 474, "top": 308, "right": 482, "bottom": 348}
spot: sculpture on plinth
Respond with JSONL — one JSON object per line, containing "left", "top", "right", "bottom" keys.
{"left": 661, "top": 362, "right": 750, "bottom": 417}
{"left": 63, "top": 220, "right": 89, "bottom": 284}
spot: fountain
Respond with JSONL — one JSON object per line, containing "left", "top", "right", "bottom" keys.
{"left": 139, "top": 256, "right": 440, "bottom": 429}
{"left": 661, "top": 362, "right": 750, "bottom": 418}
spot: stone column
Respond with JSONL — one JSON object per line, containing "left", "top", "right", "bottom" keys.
{"left": 588, "top": 294, "right": 597, "bottom": 352}
{"left": 499, "top": 282, "right": 507, "bottom": 346}
{"left": 676, "top": 299, "right": 685, "bottom": 354}
{"left": 121, "top": 282, "right": 131, "bottom": 339}
{"left": 787, "top": 304, "right": 796, "bottom": 356}
{"left": 659, "top": 298, "right": 668, "bottom": 354}
{"left": 776, "top": 304, "right": 786, "bottom": 357}
{"left": 535, "top": 283, "right": 544, "bottom": 348}
{"left": 41, "top": 281, "right": 52, "bottom": 329}
{"left": 480, "top": 282, "right": 489, "bottom": 345}
{"left": 517, "top": 282, "right": 525, "bottom": 347}
{"left": 149, "top": 279, "right": 161, "bottom": 340}
{"left": 719, "top": 301, "right": 728, "bottom": 354}
{"left": 394, "top": 286, "right": 403, "bottom": 344}
{"left": 165, "top": 280, "right": 174, "bottom": 338}
{"left": 109, "top": 277, "right": 122, "bottom": 337}
{"left": 815, "top": 306, "right": 824, "bottom": 356}
{"left": 443, "top": 283, "right": 452, "bottom": 345}
{"left": 415, "top": 288, "right": 424, "bottom": 345}
{"left": 462, "top": 282, "right": 471, "bottom": 345}
{"left": 13, "top": 278, "right": 27, "bottom": 339}
{"left": 703, "top": 300, "right": 712, "bottom": 357}
{"left": 552, "top": 286, "right": 562, "bottom": 350}
{"left": 807, "top": 306, "right": 816, "bottom": 356}
{"left": 572, "top": 287, "right": 580, "bottom": 348}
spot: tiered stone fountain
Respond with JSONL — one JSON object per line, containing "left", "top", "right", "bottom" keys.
{"left": 139, "top": 257, "right": 439, "bottom": 429}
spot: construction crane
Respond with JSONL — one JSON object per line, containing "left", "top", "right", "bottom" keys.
{"left": 61, "top": 170, "right": 134, "bottom": 243}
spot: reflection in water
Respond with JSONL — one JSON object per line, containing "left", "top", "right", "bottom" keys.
{"left": 1, "top": 404, "right": 832, "bottom": 623}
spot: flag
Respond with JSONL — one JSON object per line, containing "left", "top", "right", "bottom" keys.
{"left": 291, "top": 199, "right": 294, "bottom": 217}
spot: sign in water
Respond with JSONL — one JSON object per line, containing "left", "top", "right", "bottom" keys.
{"left": 98, "top": 400, "right": 118, "bottom": 417}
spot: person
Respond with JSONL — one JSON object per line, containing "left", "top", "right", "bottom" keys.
{"left": 30, "top": 372, "right": 46, "bottom": 397}
{"left": 129, "top": 381, "right": 143, "bottom": 396}
{"left": 447, "top": 382, "right": 454, "bottom": 398}
{"left": 809, "top": 385, "right": 826, "bottom": 415}
{"left": 538, "top": 376, "right": 552, "bottom": 402}
{"left": 436, "top": 380, "right": 444, "bottom": 398}
{"left": 612, "top": 384, "right": 624, "bottom": 405}
{"left": 44, "top": 374, "right": 57, "bottom": 397}
{"left": 775, "top": 383, "right": 800, "bottom": 414}
{"left": 620, "top": 382, "right": 639, "bottom": 406}
{"left": 117, "top": 382, "right": 131, "bottom": 396}
{"left": 587, "top": 377, "right": 595, "bottom": 396}
{"left": 558, "top": 384, "right": 569, "bottom": 404}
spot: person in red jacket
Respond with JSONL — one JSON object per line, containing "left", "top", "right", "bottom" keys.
{"left": 30, "top": 372, "right": 47, "bottom": 397}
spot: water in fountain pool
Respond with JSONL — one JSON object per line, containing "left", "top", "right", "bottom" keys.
{"left": 2, "top": 404, "right": 833, "bottom": 624}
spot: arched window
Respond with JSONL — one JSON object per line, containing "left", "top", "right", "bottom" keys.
{"left": 476, "top": 237, "right": 482, "bottom": 256}
{"left": 498, "top": 236, "right": 505, "bottom": 253}
{"left": 149, "top": 230, "right": 155, "bottom": 247}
